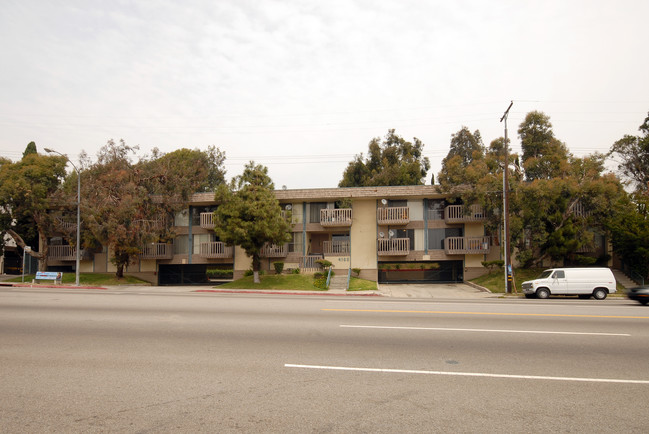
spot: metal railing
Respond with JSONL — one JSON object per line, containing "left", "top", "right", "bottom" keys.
{"left": 199, "top": 242, "right": 233, "bottom": 258}
{"left": 444, "top": 236, "right": 490, "bottom": 255}
{"left": 48, "top": 245, "right": 76, "bottom": 261}
{"left": 140, "top": 243, "right": 173, "bottom": 259}
{"left": 322, "top": 240, "right": 350, "bottom": 256}
{"left": 377, "top": 238, "right": 410, "bottom": 256}
{"left": 444, "top": 205, "right": 485, "bottom": 223}
{"left": 320, "top": 208, "right": 352, "bottom": 227}
{"left": 299, "top": 255, "right": 324, "bottom": 273}
{"left": 377, "top": 207, "right": 409, "bottom": 225}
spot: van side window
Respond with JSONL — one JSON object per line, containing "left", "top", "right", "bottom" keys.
{"left": 553, "top": 271, "right": 565, "bottom": 279}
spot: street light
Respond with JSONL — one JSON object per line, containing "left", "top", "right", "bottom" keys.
{"left": 45, "top": 148, "right": 81, "bottom": 286}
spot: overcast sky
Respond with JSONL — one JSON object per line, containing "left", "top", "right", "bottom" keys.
{"left": 1, "top": 0, "right": 648, "bottom": 189}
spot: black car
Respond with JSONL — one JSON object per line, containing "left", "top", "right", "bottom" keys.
{"left": 627, "top": 286, "right": 649, "bottom": 305}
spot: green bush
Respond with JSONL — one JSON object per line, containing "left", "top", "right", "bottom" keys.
{"left": 244, "top": 269, "right": 265, "bottom": 277}
{"left": 352, "top": 268, "right": 361, "bottom": 277}
{"left": 313, "top": 275, "right": 328, "bottom": 290}
{"left": 291, "top": 268, "right": 300, "bottom": 274}
{"left": 481, "top": 260, "right": 504, "bottom": 272}
{"left": 314, "top": 272, "right": 325, "bottom": 279}
{"left": 273, "top": 262, "right": 285, "bottom": 274}
{"left": 206, "top": 269, "right": 233, "bottom": 278}
{"left": 315, "top": 259, "right": 332, "bottom": 269}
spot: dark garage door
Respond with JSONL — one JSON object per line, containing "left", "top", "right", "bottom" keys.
{"left": 378, "top": 261, "right": 463, "bottom": 284}
{"left": 159, "top": 264, "right": 211, "bottom": 286}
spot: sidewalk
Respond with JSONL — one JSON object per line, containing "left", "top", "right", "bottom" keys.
{"left": 2, "top": 280, "right": 496, "bottom": 299}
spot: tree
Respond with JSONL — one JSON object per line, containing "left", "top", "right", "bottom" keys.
{"left": 606, "top": 193, "right": 649, "bottom": 281}
{"left": 609, "top": 111, "right": 649, "bottom": 194}
{"left": 339, "top": 129, "right": 430, "bottom": 187}
{"left": 22, "top": 141, "right": 37, "bottom": 158}
{"left": 518, "top": 111, "right": 570, "bottom": 181}
{"left": 81, "top": 140, "right": 225, "bottom": 278}
{"left": 438, "top": 127, "right": 487, "bottom": 187}
{"left": 0, "top": 146, "right": 67, "bottom": 270}
{"left": 213, "top": 162, "right": 291, "bottom": 283}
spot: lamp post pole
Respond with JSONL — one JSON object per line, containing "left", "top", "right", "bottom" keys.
{"left": 500, "top": 101, "right": 513, "bottom": 294}
{"left": 45, "top": 148, "right": 81, "bottom": 286}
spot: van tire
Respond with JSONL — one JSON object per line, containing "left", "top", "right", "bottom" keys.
{"left": 593, "top": 288, "right": 608, "bottom": 300}
{"left": 536, "top": 288, "right": 550, "bottom": 299}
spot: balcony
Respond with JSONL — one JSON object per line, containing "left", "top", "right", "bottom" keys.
{"left": 320, "top": 208, "right": 352, "bottom": 227}
{"left": 199, "top": 242, "right": 233, "bottom": 259}
{"left": 444, "top": 205, "right": 485, "bottom": 223}
{"left": 48, "top": 245, "right": 76, "bottom": 261}
{"left": 377, "top": 238, "right": 410, "bottom": 256}
{"left": 323, "top": 240, "right": 350, "bottom": 256}
{"left": 260, "top": 243, "right": 288, "bottom": 258}
{"left": 377, "top": 207, "right": 409, "bottom": 225}
{"left": 200, "top": 212, "right": 215, "bottom": 229}
{"left": 140, "top": 243, "right": 173, "bottom": 259}
{"left": 445, "top": 236, "right": 490, "bottom": 255}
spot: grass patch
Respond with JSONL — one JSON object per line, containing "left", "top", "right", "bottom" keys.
{"left": 218, "top": 274, "right": 326, "bottom": 291}
{"left": 348, "top": 277, "right": 378, "bottom": 291}
{"left": 471, "top": 268, "right": 543, "bottom": 293}
{"left": 6, "top": 273, "right": 151, "bottom": 286}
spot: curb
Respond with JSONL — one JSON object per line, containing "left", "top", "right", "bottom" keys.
{"left": 194, "top": 289, "right": 382, "bottom": 296}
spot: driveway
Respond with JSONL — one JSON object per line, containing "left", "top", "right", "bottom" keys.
{"left": 378, "top": 283, "right": 496, "bottom": 299}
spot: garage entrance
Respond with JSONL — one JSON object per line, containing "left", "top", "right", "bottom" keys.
{"left": 378, "top": 261, "right": 463, "bottom": 284}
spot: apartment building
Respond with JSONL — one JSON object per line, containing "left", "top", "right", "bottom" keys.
{"left": 45, "top": 185, "right": 499, "bottom": 285}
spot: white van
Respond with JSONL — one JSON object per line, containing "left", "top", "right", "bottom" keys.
{"left": 521, "top": 268, "right": 616, "bottom": 300}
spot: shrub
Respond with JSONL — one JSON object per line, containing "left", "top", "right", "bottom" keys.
{"left": 352, "top": 268, "right": 361, "bottom": 277}
{"left": 244, "top": 269, "right": 264, "bottom": 277}
{"left": 481, "top": 260, "right": 504, "bottom": 272}
{"left": 206, "top": 269, "right": 233, "bottom": 279}
{"left": 314, "top": 272, "right": 325, "bottom": 279}
{"left": 273, "top": 262, "right": 285, "bottom": 274}
{"left": 315, "top": 259, "right": 332, "bottom": 269}
{"left": 292, "top": 268, "right": 300, "bottom": 274}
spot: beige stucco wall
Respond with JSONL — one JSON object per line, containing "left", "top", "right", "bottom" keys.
{"left": 79, "top": 260, "right": 94, "bottom": 273}
{"left": 139, "top": 259, "right": 157, "bottom": 272}
{"left": 234, "top": 246, "right": 252, "bottom": 272}
{"left": 351, "top": 199, "right": 377, "bottom": 278}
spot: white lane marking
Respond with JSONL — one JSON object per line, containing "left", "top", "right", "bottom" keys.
{"left": 340, "top": 324, "right": 630, "bottom": 337}
{"left": 285, "top": 364, "right": 649, "bottom": 384}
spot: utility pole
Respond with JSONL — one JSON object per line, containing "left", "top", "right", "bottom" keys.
{"left": 500, "top": 101, "right": 513, "bottom": 293}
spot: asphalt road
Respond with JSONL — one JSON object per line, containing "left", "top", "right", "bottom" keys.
{"left": 2, "top": 287, "right": 649, "bottom": 433}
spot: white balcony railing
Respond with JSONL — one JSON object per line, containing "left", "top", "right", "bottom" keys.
{"left": 48, "top": 245, "right": 76, "bottom": 261}
{"left": 444, "top": 236, "right": 490, "bottom": 255}
{"left": 444, "top": 205, "right": 485, "bottom": 223}
{"left": 199, "top": 242, "right": 233, "bottom": 258}
{"left": 260, "top": 243, "right": 288, "bottom": 258}
{"left": 323, "top": 240, "right": 350, "bottom": 256}
{"left": 140, "top": 243, "right": 173, "bottom": 259}
{"left": 320, "top": 208, "right": 352, "bottom": 227}
{"left": 200, "top": 212, "right": 215, "bottom": 229}
{"left": 377, "top": 207, "right": 409, "bottom": 225}
{"left": 377, "top": 238, "right": 410, "bottom": 256}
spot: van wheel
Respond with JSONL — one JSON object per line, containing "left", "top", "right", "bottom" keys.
{"left": 593, "top": 288, "right": 608, "bottom": 300}
{"left": 536, "top": 288, "right": 550, "bottom": 299}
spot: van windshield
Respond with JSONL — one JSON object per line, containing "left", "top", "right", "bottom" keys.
{"left": 538, "top": 270, "right": 553, "bottom": 279}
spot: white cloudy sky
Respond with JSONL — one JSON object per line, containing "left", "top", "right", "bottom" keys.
{"left": 1, "top": 0, "right": 648, "bottom": 188}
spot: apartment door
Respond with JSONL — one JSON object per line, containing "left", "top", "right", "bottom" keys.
{"left": 310, "top": 234, "right": 328, "bottom": 255}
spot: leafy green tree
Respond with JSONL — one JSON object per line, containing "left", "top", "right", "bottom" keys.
{"left": 518, "top": 111, "right": 570, "bottom": 181}
{"left": 339, "top": 129, "right": 430, "bottom": 187}
{"left": 609, "top": 111, "right": 649, "bottom": 194}
{"left": 22, "top": 141, "right": 37, "bottom": 158}
{"left": 213, "top": 162, "right": 291, "bottom": 283}
{"left": 0, "top": 148, "right": 67, "bottom": 270}
{"left": 606, "top": 193, "right": 649, "bottom": 281}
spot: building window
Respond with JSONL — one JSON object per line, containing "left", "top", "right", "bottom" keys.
{"left": 174, "top": 209, "right": 189, "bottom": 227}
{"left": 310, "top": 202, "right": 327, "bottom": 223}
{"left": 428, "top": 228, "right": 462, "bottom": 250}
{"left": 394, "top": 229, "right": 415, "bottom": 248}
{"left": 289, "top": 232, "right": 303, "bottom": 254}
{"left": 174, "top": 235, "right": 189, "bottom": 254}
{"left": 427, "top": 199, "right": 445, "bottom": 220}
